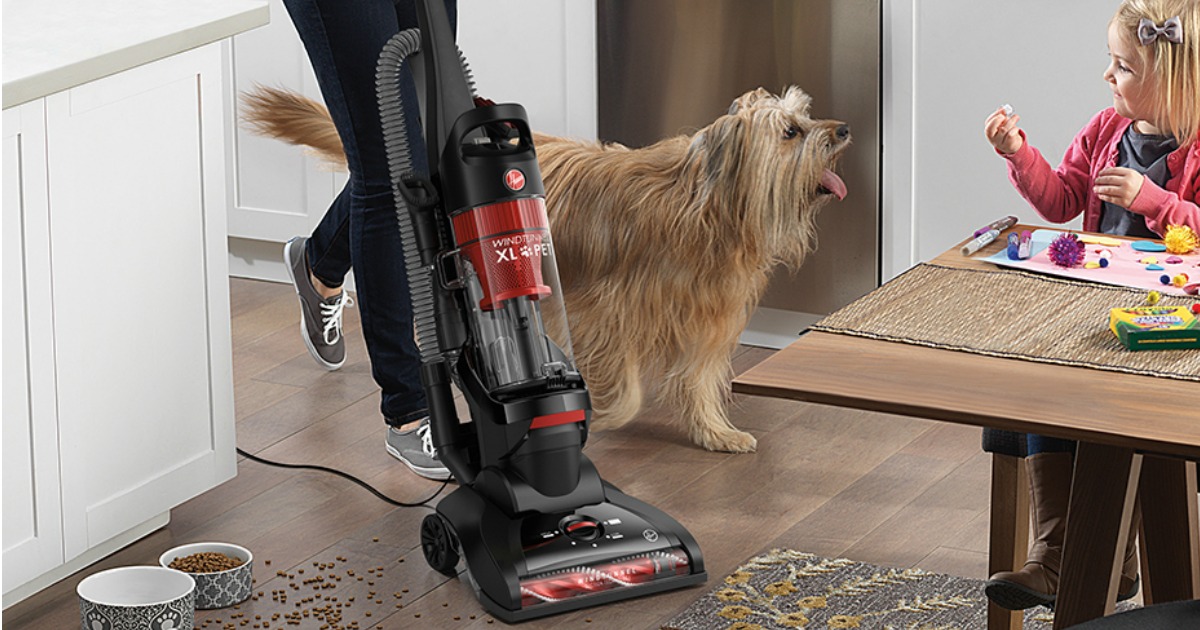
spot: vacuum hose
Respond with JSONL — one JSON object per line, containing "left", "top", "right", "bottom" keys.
{"left": 375, "top": 29, "right": 439, "bottom": 361}
{"left": 375, "top": 29, "right": 481, "bottom": 483}
{"left": 375, "top": 29, "right": 479, "bottom": 362}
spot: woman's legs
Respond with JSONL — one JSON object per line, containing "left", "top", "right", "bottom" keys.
{"left": 281, "top": 0, "right": 456, "bottom": 428}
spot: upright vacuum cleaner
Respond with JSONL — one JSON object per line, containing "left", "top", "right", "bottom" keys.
{"left": 375, "top": 0, "right": 705, "bottom": 622}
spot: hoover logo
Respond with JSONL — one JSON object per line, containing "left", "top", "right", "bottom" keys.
{"left": 503, "top": 168, "right": 526, "bottom": 191}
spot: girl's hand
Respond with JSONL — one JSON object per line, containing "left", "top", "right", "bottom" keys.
{"left": 1094, "top": 167, "right": 1145, "bottom": 208}
{"left": 984, "top": 108, "right": 1024, "bottom": 155}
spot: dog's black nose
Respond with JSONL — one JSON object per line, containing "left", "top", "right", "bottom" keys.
{"left": 836, "top": 124, "right": 851, "bottom": 140}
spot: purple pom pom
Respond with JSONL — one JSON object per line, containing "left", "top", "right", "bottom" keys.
{"left": 1047, "top": 232, "right": 1086, "bottom": 268}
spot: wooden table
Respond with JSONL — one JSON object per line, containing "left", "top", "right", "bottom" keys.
{"left": 733, "top": 226, "right": 1200, "bottom": 629}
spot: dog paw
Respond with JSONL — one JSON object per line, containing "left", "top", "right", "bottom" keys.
{"left": 701, "top": 429, "right": 757, "bottom": 453}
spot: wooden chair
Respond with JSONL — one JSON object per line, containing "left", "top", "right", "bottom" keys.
{"left": 984, "top": 428, "right": 1200, "bottom": 630}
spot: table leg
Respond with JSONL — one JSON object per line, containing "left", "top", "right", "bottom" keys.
{"left": 1139, "top": 456, "right": 1200, "bottom": 604}
{"left": 1053, "top": 443, "right": 1141, "bottom": 630}
{"left": 988, "top": 454, "right": 1029, "bottom": 630}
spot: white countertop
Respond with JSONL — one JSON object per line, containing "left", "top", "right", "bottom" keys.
{"left": 3, "top": 0, "right": 269, "bottom": 109}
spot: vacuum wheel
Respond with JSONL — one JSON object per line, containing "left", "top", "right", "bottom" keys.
{"left": 421, "top": 514, "right": 460, "bottom": 577}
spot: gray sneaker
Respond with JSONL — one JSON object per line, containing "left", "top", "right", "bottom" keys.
{"left": 385, "top": 418, "right": 451, "bottom": 481}
{"left": 284, "top": 236, "right": 353, "bottom": 370}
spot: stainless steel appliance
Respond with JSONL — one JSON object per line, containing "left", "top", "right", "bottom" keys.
{"left": 597, "top": 0, "right": 880, "bottom": 317}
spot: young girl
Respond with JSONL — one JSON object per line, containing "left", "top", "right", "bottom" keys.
{"left": 981, "top": 0, "right": 1200, "bottom": 611}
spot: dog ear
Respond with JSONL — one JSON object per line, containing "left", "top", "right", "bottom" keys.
{"left": 727, "top": 88, "right": 773, "bottom": 115}
{"left": 691, "top": 114, "right": 747, "bottom": 198}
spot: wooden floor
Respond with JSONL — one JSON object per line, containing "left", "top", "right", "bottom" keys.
{"left": 5, "top": 278, "right": 996, "bottom": 629}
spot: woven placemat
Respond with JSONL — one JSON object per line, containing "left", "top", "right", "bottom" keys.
{"left": 810, "top": 263, "right": 1200, "bottom": 382}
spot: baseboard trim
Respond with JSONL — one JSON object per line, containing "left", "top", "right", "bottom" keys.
{"left": 2, "top": 512, "right": 170, "bottom": 609}
{"left": 740, "top": 307, "right": 825, "bottom": 350}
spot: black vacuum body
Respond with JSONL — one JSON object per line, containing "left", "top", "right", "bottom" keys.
{"left": 377, "top": 0, "right": 705, "bottom": 622}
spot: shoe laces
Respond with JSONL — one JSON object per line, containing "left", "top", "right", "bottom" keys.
{"left": 320, "top": 293, "right": 354, "bottom": 345}
{"left": 417, "top": 421, "right": 437, "bottom": 458}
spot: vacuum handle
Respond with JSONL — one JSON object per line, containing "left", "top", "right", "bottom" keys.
{"left": 440, "top": 104, "right": 546, "bottom": 214}
{"left": 444, "top": 103, "right": 536, "bottom": 163}
{"left": 415, "top": 0, "right": 475, "bottom": 180}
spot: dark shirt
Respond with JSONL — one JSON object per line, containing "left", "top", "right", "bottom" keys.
{"left": 1099, "top": 126, "right": 1178, "bottom": 238}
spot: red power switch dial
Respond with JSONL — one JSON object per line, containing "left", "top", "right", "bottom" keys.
{"left": 560, "top": 516, "right": 603, "bottom": 542}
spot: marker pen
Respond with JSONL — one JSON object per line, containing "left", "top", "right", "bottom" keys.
{"left": 961, "top": 229, "right": 1001, "bottom": 256}
{"left": 972, "top": 215, "right": 1019, "bottom": 238}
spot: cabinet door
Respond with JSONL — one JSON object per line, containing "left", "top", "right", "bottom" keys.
{"left": 228, "top": 0, "right": 344, "bottom": 243}
{"left": 45, "top": 43, "right": 236, "bottom": 562}
{"left": 3, "top": 101, "right": 65, "bottom": 592}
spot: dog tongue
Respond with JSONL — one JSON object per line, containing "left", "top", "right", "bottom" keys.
{"left": 820, "top": 169, "right": 847, "bottom": 200}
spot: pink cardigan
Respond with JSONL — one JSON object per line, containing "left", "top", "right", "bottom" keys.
{"left": 1003, "top": 108, "right": 1200, "bottom": 235}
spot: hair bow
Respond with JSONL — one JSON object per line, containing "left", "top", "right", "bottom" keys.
{"left": 1138, "top": 16, "right": 1184, "bottom": 46}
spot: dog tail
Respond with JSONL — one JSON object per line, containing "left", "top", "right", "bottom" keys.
{"left": 241, "top": 85, "right": 347, "bottom": 169}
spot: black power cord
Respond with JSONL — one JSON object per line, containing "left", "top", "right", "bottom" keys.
{"left": 236, "top": 447, "right": 449, "bottom": 508}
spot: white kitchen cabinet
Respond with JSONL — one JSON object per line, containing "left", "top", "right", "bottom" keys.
{"left": 3, "top": 100, "right": 65, "bottom": 593}
{"left": 2, "top": 41, "right": 238, "bottom": 606}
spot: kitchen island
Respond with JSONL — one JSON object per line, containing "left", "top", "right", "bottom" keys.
{"left": 3, "top": 0, "right": 268, "bottom": 607}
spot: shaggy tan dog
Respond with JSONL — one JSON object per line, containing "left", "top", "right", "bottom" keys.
{"left": 243, "top": 86, "right": 849, "bottom": 452}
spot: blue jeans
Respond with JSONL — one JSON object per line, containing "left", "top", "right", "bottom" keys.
{"left": 281, "top": 0, "right": 457, "bottom": 426}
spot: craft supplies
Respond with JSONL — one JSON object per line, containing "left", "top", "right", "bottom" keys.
{"left": 1146, "top": 290, "right": 1162, "bottom": 305}
{"left": 1164, "top": 224, "right": 1199, "bottom": 254}
{"left": 1047, "top": 232, "right": 1086, "bottom": 267}
{"left": 1018, "top": 231, "right": 1032, "bottom": 259}
{"left": 962, "top": 229, "right": 1000, "bottom": 256}
{"left": 972, "top": 215, "right": 1019, "bottom": 238}
{"left": 1080, "top": 235, "right": 1124, "bottom": 247}
{"left": 1001, "top": 103, "right": 1013, "bottom": 117}
{"left": 984, "top": 228, "right": 1200, "bottom": 297}
{"left": 1109, "top": 305, "right": 1200, "bottom": 350}
{"left": 1132, "top": 240, "right": 1168, "bottom": 252}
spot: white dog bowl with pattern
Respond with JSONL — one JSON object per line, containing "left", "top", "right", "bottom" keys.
{"left": 159, "top": 542, "right": 253, "bottom": 609}
{"left": 77, "top": 565, "right": 195, "bottom": 630}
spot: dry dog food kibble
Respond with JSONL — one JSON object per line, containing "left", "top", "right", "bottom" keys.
{"left": 170, "top": 551, "right": 246, "bottom": 573}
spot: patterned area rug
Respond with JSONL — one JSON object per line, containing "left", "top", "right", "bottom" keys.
{"left": 663, "top": 549, "right": 1136, "bottom": 629}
